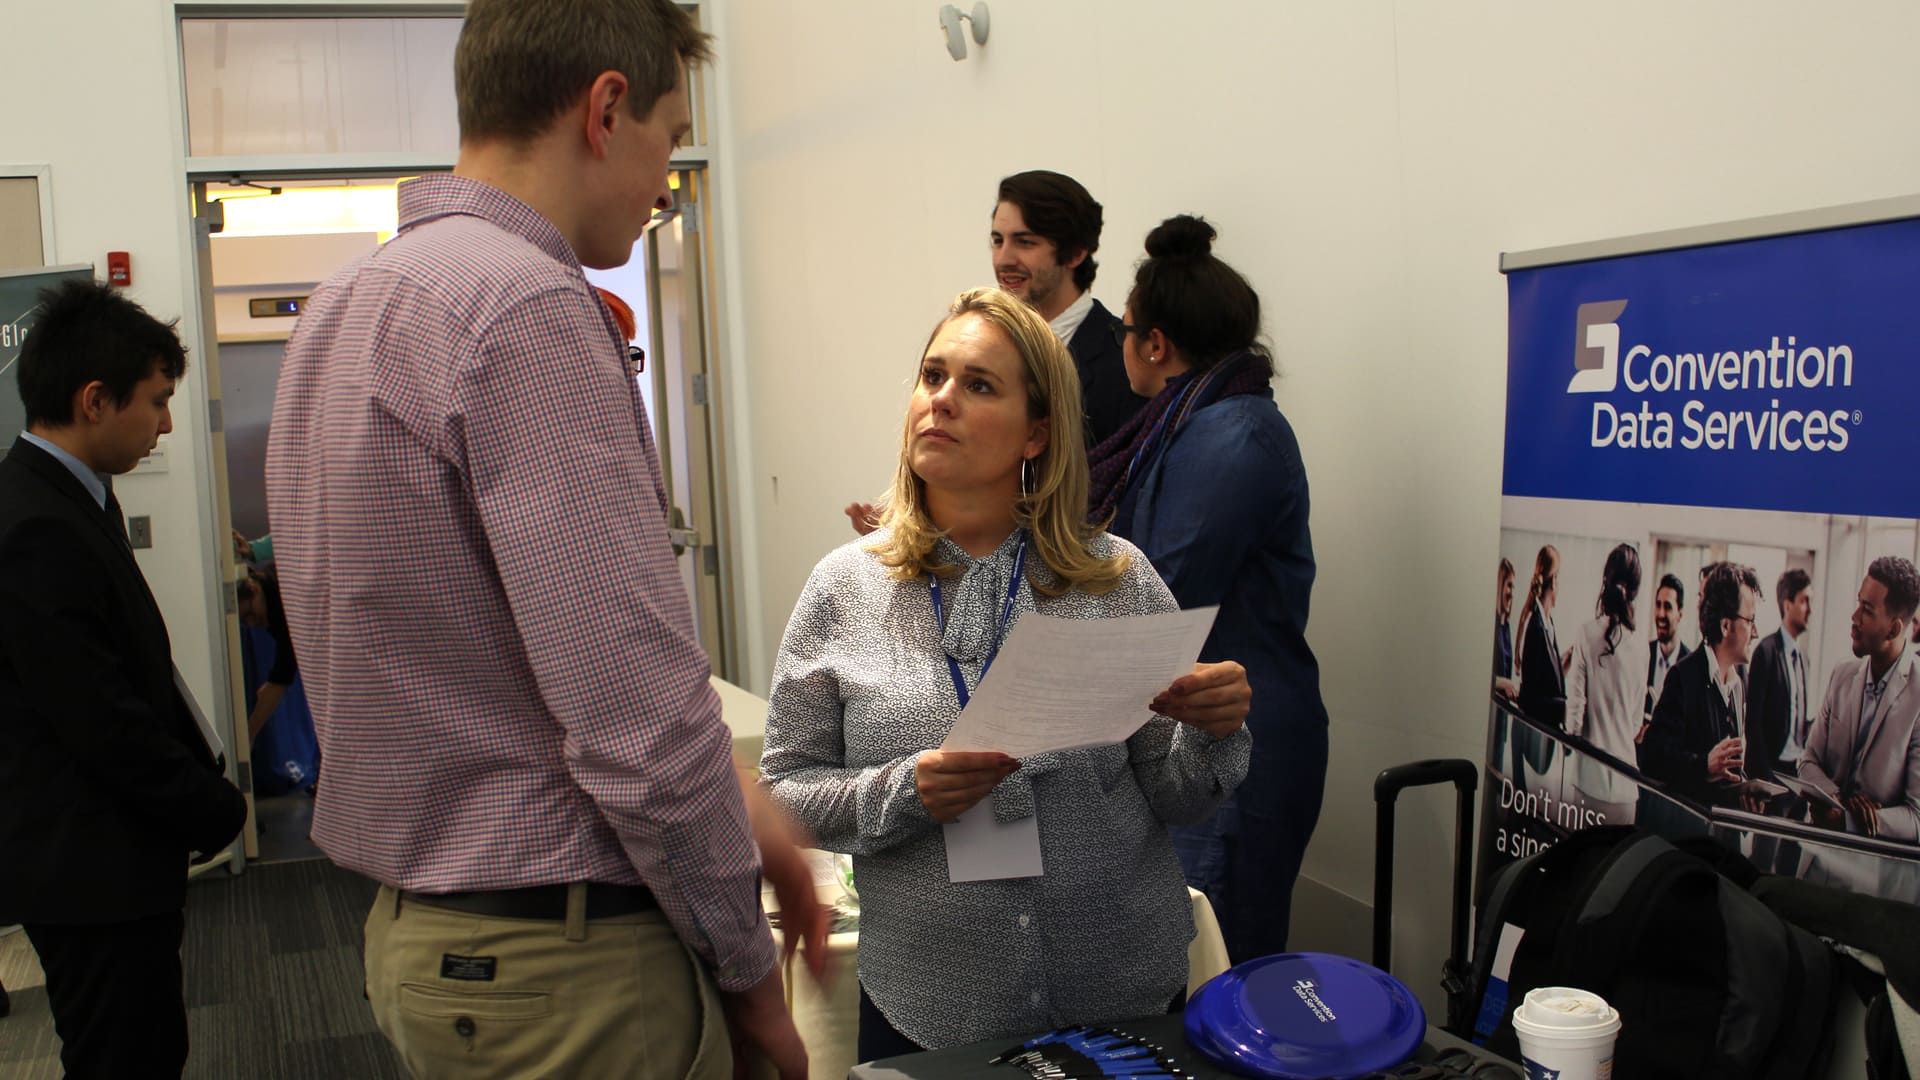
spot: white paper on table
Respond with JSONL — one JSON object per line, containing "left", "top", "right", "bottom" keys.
{"left": 944, "top": 807, "right": 1043, "bottom": 882}
{"left": 940, "top": 606, "right": 1219, "bottom": 757}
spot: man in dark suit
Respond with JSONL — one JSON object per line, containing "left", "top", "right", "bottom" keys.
{"left": 0, "top": 280, "right": 247, "bottom": 1078}
{"left": 1644, "top": 572, "right": 1691, "bottom": 724}
{"left": 991, "top": 170, "right": 1147, "bottom": 445}
{"left": 1639, "top": 562, "right": 1760, "bottom": 805}
{"left": 1748, "top": 568, "right": 1813, "bottom": 779}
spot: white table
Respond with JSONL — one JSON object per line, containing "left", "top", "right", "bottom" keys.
{"left": 776, "top": 882, "right": 1229, "bottom": 1080}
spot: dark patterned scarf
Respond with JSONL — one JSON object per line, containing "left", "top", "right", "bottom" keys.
{"left": 1086, "top": 350, "right": 1272, "bottom": 528}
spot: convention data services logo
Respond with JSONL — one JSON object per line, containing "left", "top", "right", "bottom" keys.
{"left": 1563, "top": 298, "right": 1861, "bottom": 453}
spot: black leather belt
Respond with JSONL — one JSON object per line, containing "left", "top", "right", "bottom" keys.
{"left": 402, "top": 883, "right": 656, "bottom": 920}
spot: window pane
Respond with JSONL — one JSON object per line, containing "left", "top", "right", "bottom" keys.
{"left": 182, "top": 18, "right": 460, "bottom": 158}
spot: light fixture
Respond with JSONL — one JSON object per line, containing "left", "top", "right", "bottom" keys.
{"left": 938, "top": 2, "right": 989, "bottom": 62}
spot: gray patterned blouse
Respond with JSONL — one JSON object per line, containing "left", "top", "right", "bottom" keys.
{"left": 759, "top": 527, "right": 1251, "bottom": 1049}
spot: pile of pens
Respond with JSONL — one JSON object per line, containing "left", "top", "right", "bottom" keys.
{"left": 989, "top": 1026, "right": 1195, "bottom": 1080}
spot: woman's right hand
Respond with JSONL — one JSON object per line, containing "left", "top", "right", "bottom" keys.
{"left": 914, "top": 750, "right": 1019, "bottom": 823}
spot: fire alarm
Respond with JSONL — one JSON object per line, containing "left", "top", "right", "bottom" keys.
{"left": 107, "top": 252, "right": 131, "bottom": 287}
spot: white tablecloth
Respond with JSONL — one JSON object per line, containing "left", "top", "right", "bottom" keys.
{"left": 775, "top": 884, "right": 1230, "bottom": 1080}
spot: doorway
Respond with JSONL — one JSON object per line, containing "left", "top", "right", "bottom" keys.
{"left": 189, "top": 170, "right": 736, "bottom": 861}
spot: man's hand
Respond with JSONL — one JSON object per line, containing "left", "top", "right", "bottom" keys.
{"left": 1493, "top": 677, "right": 1518, "bottom": 700}
{"left": 1810, "top": 801, "right": 1847, "bottom": 830}
{"left": 1706, "top": 737, "right": 1744, "bottom": 783}
{"left": 736, "top": 773, "right": 829, "bottom": 982}
{"left": 721, "top": 965, "right": 808, "bottom": 1080}
{"left": 1847, "top": 793, "right": 1883, "bottom": 837}
{"left": 915, "top": 750, "right": 1018, "bottom": 823}
{"left": 844, "top": 502, "right": 879, "bottom": 537}
{"left": 1151, "top": 661, "right": 1251, "bottom": 739}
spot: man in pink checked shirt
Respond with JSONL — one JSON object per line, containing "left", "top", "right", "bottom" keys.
{"left": 263, "top": 2, "right": 822, "bottom": 1076}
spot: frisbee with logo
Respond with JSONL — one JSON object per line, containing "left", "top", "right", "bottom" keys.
{"left": 1184, "top": 952, "right": 1427, "bottom": 1079}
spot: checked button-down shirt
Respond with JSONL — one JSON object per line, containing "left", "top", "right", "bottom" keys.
{"left": 265, "top": 174, "right": 772, "bottom": 990}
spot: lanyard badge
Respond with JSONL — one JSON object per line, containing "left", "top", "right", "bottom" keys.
{"left": 929, "top": 533, "right": 1028, "bottom": 708}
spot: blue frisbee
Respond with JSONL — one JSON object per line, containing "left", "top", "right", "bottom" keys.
{"left": 1184, "top": 952, "right": 1427, "bottom": 1079}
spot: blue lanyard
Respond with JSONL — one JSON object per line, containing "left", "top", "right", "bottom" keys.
{"left": 928, "top": 533, "right": 1027, "bottom": 707}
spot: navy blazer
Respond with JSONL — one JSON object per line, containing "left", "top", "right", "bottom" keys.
{"left": 1645, "top": 638, "right": 1691, "bottom": 720}
{"left": 1069, "top": 299, "right": 1148, "bottom": 446}
{"left": 0, "top": 438, "right": 245, "bottom": 924}
{"left": 1517, "top": 600, "right": 1566, "bottom": 729}
{"left": 1118, "top": 391, "right": 1329, "bottom": 820}
{"left": 1745, "top": 629, "right": 1803, "bottom": 778}
{"left": 1637, "top": 644, "right": 1739, "bottom": 804}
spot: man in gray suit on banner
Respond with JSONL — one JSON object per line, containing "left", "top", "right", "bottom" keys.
{"left": 1800, "top": 556, "right": 1920, "bottom": 843}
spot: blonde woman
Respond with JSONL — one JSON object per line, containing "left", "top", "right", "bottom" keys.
{"left": 760, "top": 288, "right": 1251, "bottom": 1057}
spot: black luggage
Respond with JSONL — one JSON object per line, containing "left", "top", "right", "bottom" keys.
{"left": 1371, "top": 758, "right": 1479, "bottom": 1037}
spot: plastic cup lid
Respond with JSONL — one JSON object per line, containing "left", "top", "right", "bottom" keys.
{"left": 1183, "top": 952, "right": 1427, "bottom": 1079}
{"left": 1512, "top": 986, "right": 1619, "bottom": 1031}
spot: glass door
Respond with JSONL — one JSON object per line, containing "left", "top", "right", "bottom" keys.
{"left": 643, "top": 167, "right": 736, "bottom": 678}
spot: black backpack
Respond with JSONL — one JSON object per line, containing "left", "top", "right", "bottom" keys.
{"left": 1468, "top": 825, "right": 1838, "bottom": 1079}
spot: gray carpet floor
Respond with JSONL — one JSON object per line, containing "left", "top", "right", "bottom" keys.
{"left": 0, "top": 853, "right": 407, "bottom": 1079}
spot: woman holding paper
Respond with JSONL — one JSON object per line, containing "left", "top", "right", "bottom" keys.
{"left": 759, "top": 287, "right": 1251, "bottom": 1057}
{"left": 1086, "top": 215, "right": 1328, "bottom": 966}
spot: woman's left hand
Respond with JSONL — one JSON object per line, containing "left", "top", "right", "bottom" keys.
{"left": 1152, "top": 661, "right": 1251, "bottom": 739}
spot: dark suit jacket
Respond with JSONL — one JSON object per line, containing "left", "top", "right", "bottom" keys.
{"left": 1746, "top": 629, "right": 1804, "bottom": 778}
{"left": 1644, "top": 638, "right": 1691, "bottom": 720}
{"left": 1069, "top": 299, "right": 1148, "bottom": 446}
{"left": 1637, "top": 645, "right": 1740, "bottom": 804}
{"left": 0, "top": 438, "right": 246, "bottom": 925}
{"left": 1516, "top": 601, "right": 1565, "bottom": 729}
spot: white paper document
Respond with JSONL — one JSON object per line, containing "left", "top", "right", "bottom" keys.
{"left": 944, "top": 807, "right": 1043, "bottom": 882}
{"left": 940, "top": 606, "right": 1219, "bottom": 757}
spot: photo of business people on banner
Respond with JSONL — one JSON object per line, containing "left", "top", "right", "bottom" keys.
{"left": 1487, "top": 496, "right": 1920, "bottom": 903}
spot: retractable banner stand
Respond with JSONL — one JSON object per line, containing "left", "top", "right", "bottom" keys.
{"left": 1485, "top": 201, "right": 1920, "bottom": 903}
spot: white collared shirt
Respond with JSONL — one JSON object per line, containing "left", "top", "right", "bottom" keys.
{"left": 1652, "top": 637, "right": 1680, "bottom": 692}
{"left": 1782, "top": 627, "right": 1809, "bottom": 757}
{"left": 1048, "top": 290, "right": 1094, "bottom": 347}
{"left": 1706, "top": 644, "right": 1746, "bottom": 732}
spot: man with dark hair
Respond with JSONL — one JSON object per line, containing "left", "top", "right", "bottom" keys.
{"left": 1748, "top": 567, "right": 1813, "bottom": 778}
{"left": 993, "top": 170, "right": 1145, "bottom": 444}
{"left": 845, "top": 170, "right": 1147, "bottom": 533}
{"left": 0, "top": 279, "right": 247, "bottom": 1078}
{"left": 1644, "top": 572, "right": 1690, "bottom": 723}
{"left": 266, "top": 2, "right": 816, "bottom": 1076}
{"left": 1639, "top": 562, "right": 1761, "bottom": 804}
{"left": 1800, "top": 556, "right": 1920, "bottom": 842}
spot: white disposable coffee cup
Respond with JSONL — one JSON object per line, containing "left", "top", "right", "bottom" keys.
{"left": 1510, "top": 986, "right": 1622, "bottom": 1080}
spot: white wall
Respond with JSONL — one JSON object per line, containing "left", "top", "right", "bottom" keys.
{"left": 4, "top": 2, "right": 224, "bottom": 713}
{"left": 707, "top": 0, "right": 1920, "bottom": 1009}
{"left": 22, "top": 0, "right": 1920, "bottom": 1015}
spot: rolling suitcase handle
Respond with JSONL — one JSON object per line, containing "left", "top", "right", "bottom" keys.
{"left": 1373, "top": 758, "right": 1477, "bottom": 1036}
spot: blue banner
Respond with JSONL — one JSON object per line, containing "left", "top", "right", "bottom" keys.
{"left": 1489, "top": 207, "right": 1920, "bottom": 904}
{"left": 1504, "top": 218, "right": 1920, "bottom": 518}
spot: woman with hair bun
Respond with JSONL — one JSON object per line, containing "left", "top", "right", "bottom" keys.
{"left": 762, "top": 287, "right": 1253, "bottom": 1057}
{"left": 1088, "top": 214, "right": 1328, "bottom": 964}
{"left": 1563, "top": 543, "right": 1645, "bottom": 821}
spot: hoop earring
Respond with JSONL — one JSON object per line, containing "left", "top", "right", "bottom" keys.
{"left": 1021, "top": 458, "right": 1035, "bottom": 502}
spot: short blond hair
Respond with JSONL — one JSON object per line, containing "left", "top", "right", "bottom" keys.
{"left": 869, "top": 288, "right": 1129, "bottom": 596}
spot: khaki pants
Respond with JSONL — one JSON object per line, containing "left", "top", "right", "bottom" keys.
{"left": 364, "top": 885, "right": 728, "bottom": 1080}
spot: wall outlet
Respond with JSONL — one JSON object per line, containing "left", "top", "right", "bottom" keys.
{"left": 128, "top": 515, "right": 153, "bottom": 549}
